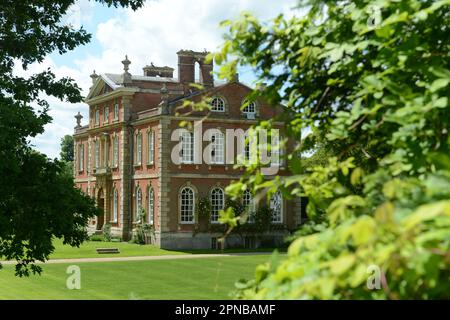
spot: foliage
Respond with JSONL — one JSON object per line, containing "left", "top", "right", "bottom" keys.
{"left": 133, "top": 207, "right": 154, "bottom": 245}
{"left": 102, "top": 223, "right": 112, "bottom": 242}
{"left": 196, "top": 196, "right": 212, "bottom": 220}
{"left": 60, "top": 134, "right": 74, "bottom": 162}
{"left": 89, "top": 234, "right": 105, "bottom": 242}
{"left": 0, "top": 0, "right": 144, "bottom": 276}
{"left": 212, "top": 0, "right": 450, "bottom": 299}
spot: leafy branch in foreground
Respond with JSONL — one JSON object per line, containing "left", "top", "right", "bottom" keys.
{"left": 0, "top": 0, "right": 144, "bottom": 276}
{"left": 213, "top": 0, "right": 450, "bottom": 299}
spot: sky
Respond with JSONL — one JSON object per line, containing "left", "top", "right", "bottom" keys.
{"left": 20, "top": 0, "right": 300, "bottom": 159}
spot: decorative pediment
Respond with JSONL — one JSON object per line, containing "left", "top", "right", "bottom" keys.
{"left": 86, "top": 74, "right": 120, "bottom": 100}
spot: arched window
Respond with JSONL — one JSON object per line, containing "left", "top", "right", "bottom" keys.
{"left": 243, "top": 190, "right": 255, "bottom": 223}
{"left": 211, "top": 97, "right": 225, "bottom": 112}
{"left": 112, "top": 188, "right": 118, "bottom": 223}
{"left": 104, "top": 105, "right": 109, "bottom": 124}
{"left": 113, "top": 99, "right": 119, "bottom": 120}
{"left": 94, "top": 139, "right": 100, "bottom": 168}
{"left": 270, "top": 190, "right": 283, "bottom": 223}
{"left": 112, "top": 136, "right": 119, "bottom": 167}
{"left": 243, "top": 101, "right": 256, "bottom": 118}
{"left": 211, "top": 131, "right": 224, "bottom": 164}
{"left": 135, "top": 186, "right": 142, "bottom": 222}
{"left": 148, "top": 186, "right": 154, "bottom": 225}
{"left": 180, "top": 187, "right": 195, "bottom": 223}
{"left": 210, "top": 188, "right": 224, "bottom": 223}
{"left": 147, "top": 130, "right": 154, "bottom": 165}
{"left": 95, "top": 108, "right": 100, "bottom": 125}
{"left": 78, "top": 143, "right": 84, "bottom": 171}
{"left": 135, "top": 132, "right": 142, "bottom": 165}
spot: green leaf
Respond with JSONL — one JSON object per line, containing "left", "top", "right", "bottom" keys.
{"left": 430, "top": 78, "right": 449, "bottom": 92}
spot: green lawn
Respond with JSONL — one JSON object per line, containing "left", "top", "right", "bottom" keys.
{"left": 0, "top": 255, "right": 270, "bottom": 299}
{"left": 48, "top": 239, "right": 280, "bottom": 259}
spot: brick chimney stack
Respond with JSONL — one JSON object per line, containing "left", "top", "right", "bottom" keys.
{"left": 177, "top": 50, "right": 214, "bottom": 93}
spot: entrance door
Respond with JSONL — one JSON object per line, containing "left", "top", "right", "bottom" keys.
{"left": 97, "top": 188, "right": 105, "bottom": 230}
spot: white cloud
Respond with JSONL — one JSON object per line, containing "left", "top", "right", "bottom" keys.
{"left": 26, "top": 0, "right": 299, "bottom": 159}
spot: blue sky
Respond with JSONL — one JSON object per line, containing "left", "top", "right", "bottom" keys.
{"left": 25, "top": 0, "right": 299, "bottom": 158}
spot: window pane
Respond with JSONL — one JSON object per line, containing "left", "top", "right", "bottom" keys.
{"left": 180, "top": 187, "right": 194, "bottom": 222}
{"left": 270, "top": 191, "right": 283, "bottom": 223}
{"left": 210, "top": 188, "right": 224, "bottom": 222}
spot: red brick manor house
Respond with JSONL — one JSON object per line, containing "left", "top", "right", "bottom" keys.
{"left": 73, "top": 49, "right": 304, "bottom": 249}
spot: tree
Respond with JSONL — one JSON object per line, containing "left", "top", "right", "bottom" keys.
{"left": 60, "top": 134, "right": 74, "bottom": 162}
{"left": 0, "top": 0, "right": 144, "bottom": 276}
{"left": 213, "top": 0, "right": 450, "bottom": 299}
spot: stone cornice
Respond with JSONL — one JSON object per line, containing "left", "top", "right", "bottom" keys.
{"left": 85, "top": 87, "right": 136, "bottom": 106}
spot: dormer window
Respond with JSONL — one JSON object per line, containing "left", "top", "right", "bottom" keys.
{"left": 211, "top": 97, "right": 225, "bottom": 112}
{"left": 243, "top": 101, "right": 256, "bottom": 119}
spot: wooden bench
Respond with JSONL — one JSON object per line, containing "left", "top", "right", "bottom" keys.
{"left": 96, "top": 248, "right": 120, "bottom": 254}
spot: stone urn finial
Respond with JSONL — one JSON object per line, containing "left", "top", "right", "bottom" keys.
{"left": 122, "top": 55, "right": 131, "bottom": 72}
{"left": 120, "top": 55, "right": 132, "bottom": 85}
{"left": 90, "top": 70, "right": 98, "bottom": 85}
{"left": 75, "top": 111, "right": 83, "bottom": 128}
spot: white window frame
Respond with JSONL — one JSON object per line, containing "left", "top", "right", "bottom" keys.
{"left": 94, "top": 140, "right": 100, "bottom": 168}
{"left": 180, "top": 131, "right": 194, "bottom": 164}
{"left": 270, "top": 134, "right": 283, "bottom": 166}
{"left": 147, "top": 130, "right": 154, "bottom": 165}
{"left": 243, "top": 190, "right": 256, "bottom": 223}
{"left": 270, "top": 190, "right": 283, "bottom": 223}
{"left": 78, "top": 143, "right": 84, "bottom": 172}
{"left": 112, "top": 188, "right": 118, "bottom": 223}
{"left": 135, "top": 186, "right": 142, "bottom": 222}
{"left": 95, "top": 108, "right": 100, "bottom": 125}
{"left": 210, "top": 188, "right": 225, "bottom": 223}
{"left": 243, "top": 101, "right": 256, "bottom": 118}
{"left": 211, "top": 97, "right": 225, "bottom": 112}
{"left": 211, "top": 131, "right": 224, "bottom": 164}
{"left": 148, "top": 186, "right": 154, "bottom": 225}
{"left": 135, "top": 132, "right": 142, "bottom": 165}
{"left": 104, "top": 105, "right": 109, "bottom": 124}
{"left": 179, "top": 187, "right": 195, "bottom": 224}
{"left": 113, "top": 100, "right": 119, "bottom": 121}
{"left": 112, "top": 136, "right": 119, "bottom": 168}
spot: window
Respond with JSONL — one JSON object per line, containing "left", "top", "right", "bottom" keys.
{"left": 95, "top": 108, "right": 100, "bottom": 125}
{"left": 210, "top": 188, "right": 224, "bottom": 223}
{"left": 148, "top": 186, "right": 154, "bottom": 225}
{"left": 112, "top": 136, "right": 119, "bottom": 167}
{"left": 135, "top": 186, "right": 142, "bottom": 222}
{"left": 270, "top": 190, "right": 283, "bottom": 223}
{"left": 112, "top": 188, "right": 118, "bottom": 223}
{"left": 135, "top": 132, "right": 142, "bottom": 165}
{"left": 211, "top": 97, "right": 225, "bottom": 112}
{"left": 210, "top": 132, "right": 224, "bottom": 164}
{"left": 243, "top": 101, "right": 256, "bottom": 117}
{"left": 94, "top": 140, "right": 100, "bottom": 168}
{"left": 243, "top": 190, "right": 256, "bottom": 223}
{"left": 147, "top": 130, "right": 154, "bottom": 165}
{"left": 113, "top": 99, "right": 119, "bottom": 120}
{"left": 180, "top": 187, "right": 195, "bottom": 223}
{"left": 104, "top": 106, "right": 109, "bottom": 124}
{"left": 269, "top": 133, "right": 282, "bottom": 166}
{"left": 180, "top": 131, "right": 194, "bottom": 164}
{"left": 78, "top": 144, "right": 84, "bottom": 171}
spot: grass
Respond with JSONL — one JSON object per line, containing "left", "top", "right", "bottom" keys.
{"left": 0, "top": 255, "right": 271, "bottom": 299}
{"left": 48, "top": 239, "right": 281, "bottom": 259}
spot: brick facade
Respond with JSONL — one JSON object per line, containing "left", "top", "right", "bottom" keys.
{"left": 73, "top": 49, "right": 303, "bottom": 249}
